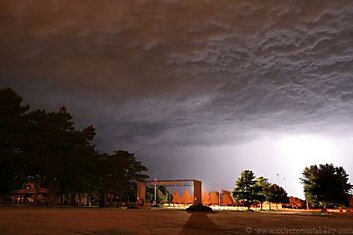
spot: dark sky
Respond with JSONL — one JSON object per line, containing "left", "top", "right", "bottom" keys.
{"left": 1, "top": 0, "right": 353, "bottom": 198}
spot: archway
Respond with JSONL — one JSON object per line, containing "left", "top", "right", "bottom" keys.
{"left": 136, "top": 179, "right": 202, "bottom": 205}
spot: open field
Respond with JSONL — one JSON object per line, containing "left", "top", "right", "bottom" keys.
{"left": 0, "top": 207, "right": 353, "bottom": 235}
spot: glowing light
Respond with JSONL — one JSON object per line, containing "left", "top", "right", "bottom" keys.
{"left": 276, "top": 134, "right": 334, "bottom": 162}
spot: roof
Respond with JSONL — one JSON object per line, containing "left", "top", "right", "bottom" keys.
{"left": 13, "top": 188, "right": 48, "bottom": 194}
{"left": 12, "top": 183, "right": 48, "bottom": 194}
{"left": 144, "top": 179, "right": 199, "bottom": 187}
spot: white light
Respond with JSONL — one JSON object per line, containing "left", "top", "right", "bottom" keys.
{"left": 276, "top": 134, "right": 334, "bottom": 162}
{"left": 273, "top": 134, "right": 336, "bottom": 198}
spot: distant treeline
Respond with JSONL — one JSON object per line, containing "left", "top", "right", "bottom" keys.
{"left": 231, "top": 166, "right": 353, "bottom": 211}
{"left": 0, "top": 88, "right": 148, "bottom": 207}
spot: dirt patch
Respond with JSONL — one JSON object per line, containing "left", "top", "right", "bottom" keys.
{"left": 0, "top": 208, "right": 352, "bottom": 235}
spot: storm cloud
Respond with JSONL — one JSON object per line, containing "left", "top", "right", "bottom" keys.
{"left": 1, "top": 0, "right": 353, "bottom": 197}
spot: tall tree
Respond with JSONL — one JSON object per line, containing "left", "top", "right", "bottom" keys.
{"left": 255, "top": 177, "right": 271, "bottom": 210}
{"left": 301, "top": 164, "right": 352, "bottom": 210}
{"left": 96, "top": 150, "right": 148, "bottom": 207}
{"left": 58, "top": 125, "right": 98, "bottom": 205}
{"left": 19, "top": 107, "right": 97, "bottom": 206}
{"left": 268, "top": 184, "right": 288, "bottom": 210}
{"left": 0, "top": 87, "right": 149, "bottom": 208}
{"left": 232, "top": 170, "right": 259, "bottom": 210}
{"left": 0, "top": 88, "right": 28, "bottom": 194}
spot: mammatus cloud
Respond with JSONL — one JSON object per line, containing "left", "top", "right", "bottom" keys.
{"left": 1, "top": 0, "right": 353, "bottom": 196}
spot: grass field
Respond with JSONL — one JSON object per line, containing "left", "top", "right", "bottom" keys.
{"left": 0, "top": 207, "right": 352, "bottom": 235}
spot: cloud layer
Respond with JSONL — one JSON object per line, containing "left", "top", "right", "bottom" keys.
{"left": 1, "top": 0, "right": 353, "bottom": 195}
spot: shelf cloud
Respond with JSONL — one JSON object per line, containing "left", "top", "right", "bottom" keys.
{"left": 1, "top": 0, "right": 353, "bottom": 197}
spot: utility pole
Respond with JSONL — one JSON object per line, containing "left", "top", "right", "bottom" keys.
{"left": 168, "top": 161, "right": 172, "bottom": 206}
{"left": 153, "top": 176, "right": 157, "bottom": 206}
{"left": 218, "top": 186, "right": 221, "bottom": 207}
{"left": 218, "top": 176, "right": 221, "bottom": 207}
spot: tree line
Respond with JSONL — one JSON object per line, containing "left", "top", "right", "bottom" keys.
{"left": 232, "top": 165, "right": 353, "bottom": 211}
{"left": 145, "top": 188, "right": 242, "bottom": 206}
{"left": 232, "top": 170, "right": 288, "bottom": 210}
{"left": 0, "top": 88, "right": 148, "bottom": 207}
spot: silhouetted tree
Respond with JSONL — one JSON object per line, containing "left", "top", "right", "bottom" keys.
{"left": 59, "top": 125, "right": 98, "bottom": 205}
{"left": 301, "top": 164, "right": 352, "bottom": 210}
{"left": 96, "top": 150, "right": 148, "bottom": 207}
{"left": 19, "top": 107, "right": 97, "bottom": 206}
{"left": 232, "top": 170, "right": 259, "bottom": 210}
{"left": 268, "top": 184, "right": 288, "bottom": 210}
{"left": 0, "top": 87, "right": 149, "bottom": 207}
{"left": 0, "top": 88, "right": 29, "bottom": 194}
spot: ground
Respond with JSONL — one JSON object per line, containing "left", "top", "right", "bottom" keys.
{"left": 0, "top": 207, "right": 352, "bottom": 235}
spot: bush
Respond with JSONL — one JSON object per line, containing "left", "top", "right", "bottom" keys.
{"left": 127, "top": 204, "right": 139, "bottom": 209}
{"left": 186, "top": 204, "right": 213, "bottom": 212}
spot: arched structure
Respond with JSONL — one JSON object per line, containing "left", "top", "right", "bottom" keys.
{"left": 136, "top": 179, "right": 202, "bottom": 205}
